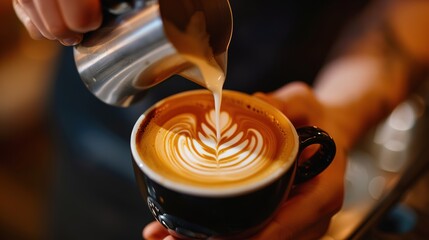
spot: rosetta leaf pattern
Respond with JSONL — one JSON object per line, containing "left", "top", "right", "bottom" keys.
{"left": 159, "top": 110, "right": 270, "bottom": 180}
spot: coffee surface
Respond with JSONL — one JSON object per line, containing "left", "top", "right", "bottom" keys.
{"left": 135, "top": 91, "right": 296, "bottom": 189}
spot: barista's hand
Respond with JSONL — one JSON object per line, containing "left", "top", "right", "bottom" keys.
{"left": 13, "top": 0, "right": 102, "bottom": 46}
{"left": 142, "top": 82, "right": 347, "bottom": 240}
{"left": 250, "top": 82, "right": 347, "bottom": 240}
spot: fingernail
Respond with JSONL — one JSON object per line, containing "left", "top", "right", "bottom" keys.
{"left": 61, "top": 37, "right": 81, "bottom": 46}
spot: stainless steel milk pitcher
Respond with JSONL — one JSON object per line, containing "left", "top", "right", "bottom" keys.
{"left": 74, "top": 0, "right": 232, "bottom": 107}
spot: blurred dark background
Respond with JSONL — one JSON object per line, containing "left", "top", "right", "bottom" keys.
{"left": 1, "top": 0, "right": 428, "bottom": 240}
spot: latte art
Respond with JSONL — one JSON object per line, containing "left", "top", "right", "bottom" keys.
{"left": 135, "top": 91, "right": 296, "bottom": 189}
{"left": 158, "top": 110, "right": 273, "bottom": 181}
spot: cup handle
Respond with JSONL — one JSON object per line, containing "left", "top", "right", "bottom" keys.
{"left": 294, "top": 126, "right": 336, "bottom": 184}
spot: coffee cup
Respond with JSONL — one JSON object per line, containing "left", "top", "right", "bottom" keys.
{"left": 131, "top": 89, "right": 336, "bottom": 239}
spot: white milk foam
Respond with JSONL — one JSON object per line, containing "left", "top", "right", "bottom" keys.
{"left": 155, "top": 110, "right": 272, "bottom": 180}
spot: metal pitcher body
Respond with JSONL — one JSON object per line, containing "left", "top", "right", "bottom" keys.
{"left": 74, "top": 0, "right": 232, "bottom": 107}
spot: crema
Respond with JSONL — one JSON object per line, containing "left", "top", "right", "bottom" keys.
{"left": 135, "top": 91, "right": 295, "bottom": 189}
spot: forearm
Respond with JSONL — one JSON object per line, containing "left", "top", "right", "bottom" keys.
{"left": 314, "top": 0, "right": 429, "bottom": 149}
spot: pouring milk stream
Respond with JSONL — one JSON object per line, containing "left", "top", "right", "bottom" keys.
{"left": 74, "top": 0, "right": 232, "bottom": 161}
{"left": 163, "top": 12, "right": 226, "bottom": 154}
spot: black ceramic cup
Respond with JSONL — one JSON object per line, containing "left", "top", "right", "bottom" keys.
{"left": 131, "top": 90, "right": 336, "bottom": 239}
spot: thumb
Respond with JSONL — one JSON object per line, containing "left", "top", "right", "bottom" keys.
{"left": 254, "top": 82, "right": 322, "bottom": 127}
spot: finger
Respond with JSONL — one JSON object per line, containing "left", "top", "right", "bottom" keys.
{"left": 252, "top": 217, "right": 331, "bottom": 240}
{"left": 163, "top": 236, "right": 177, "bottom": 240}
{"left": 253, "top": 188, "right": 339, "bottom": 240}
{"left": 266, "top": 217, "right": 331, "bottom": 240}
{"left": 57, "top": 0, "right": 102, "bottom": 33}
{"left": 253, "top": 92, "right": 284, "bottom": 111}
{"left": 17, "top": 0, "right": 55, "bottom": 39}
{"left": 254, "top": 150, "right": 346, "bottom": 240}
{"left": 294, "top": 218, "right": 331, "bottom": 240}
{"left": 271, "top": 81, "right": 321, "bottom": 126}
{"left": 143, "top": 221, "right": 170, "bottom": 240}
{"left": 33, "top": 0, "right": 82, "bottom": 46}
{"left": 255, "top": 82, "right": 322, "bottom": 127}
{"left": 13, "top": 0, "right": 43, "bottom": 39}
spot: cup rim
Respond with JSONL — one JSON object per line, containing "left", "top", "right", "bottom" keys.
{"left": 130, "top": 89, "right": 299, "bottom": 197}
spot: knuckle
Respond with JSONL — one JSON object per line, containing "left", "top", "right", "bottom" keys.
{"left": 68, "top": 14, "right": 101, "bottom": 32}
{"left": 18, "top": 0, "right": 33, "bottom": 7}
{"left": 66, "top": 3, "right": 102, "bottom": 32}
{"left": 289, "top": 81, "right": 312, "bottom": 93}
{"left": 47, "top": 24, "right": 68, "bottom": 38}
{"left": 69, "top": 18, "right": 93, "bottom": 32}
